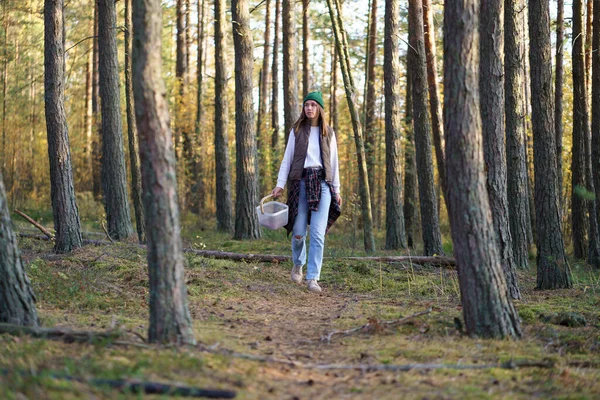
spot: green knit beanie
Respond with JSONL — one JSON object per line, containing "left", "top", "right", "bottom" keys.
{"left": 303, "top": 91, "right": 325, "bottom": 109}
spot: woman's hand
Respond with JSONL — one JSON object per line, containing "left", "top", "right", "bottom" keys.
{"left": 336, "top": 193, "right": 342, "bottom": 207}
{"left": 271, "top": 187, "right": 284, "bottom": 199}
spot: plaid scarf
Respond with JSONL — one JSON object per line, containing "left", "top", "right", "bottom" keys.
{"left": 284, "top": 168, "right": 341, "bottom": 235}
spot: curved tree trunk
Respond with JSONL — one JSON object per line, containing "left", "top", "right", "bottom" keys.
{"left": 44, "top": 0, "right": 83, "bottom": 253}
{"left": 422, "top": 0, "right": 446, "bottom": 202}
{"left": 98, "top": 0, "right": 134, "bottom": 241}
{"left": 282, "top": 0, "right": 299, "bottom": 142}
{"left": 444, "top": 0, "right": 521, "bottom": 339}
{"left": 408, "top": 0, "right": 444, "bottom": 256}
{"left": 0, "top": 173, "right": 38, "bottom": 327}
{"left": 505, "top": 0, "right": 532, "bottom": 270}
{"left": 125, "top": 0, "right": 146, "bottom": 244}
{"left": 132, "top": 0, "right": 196, "bottom": 345}
{"left": 480, "top": 0, "right": 520, "bottom": 299}
{"left": 403, "top": 63, "right": 417, "bottom": 250}
{"left": 572, "top": 0, "right": 589, "bottom": 260}
{"left": 232, "top": 0, "right": 261, "bottom": 240}
{"left": 528, "top": 0, "right": 572, "bottom": 289}
{"left": 384, "top": 0, "right": 406, "bottom": 250}
{"left": 214, "top": 0, "right": 233, "bottom": 232}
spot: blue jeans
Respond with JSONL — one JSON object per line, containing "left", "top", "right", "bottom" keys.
{"left": 292, "top": 179, "right": 332, "bottom": 281}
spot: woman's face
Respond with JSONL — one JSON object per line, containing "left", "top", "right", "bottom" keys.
{"left": 304, "top": 100, "right": 320, "bottom": 120}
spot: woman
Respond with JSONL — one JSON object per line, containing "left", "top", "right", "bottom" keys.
{"left": 271, "top": 91, "right": 342, "bottom": 293}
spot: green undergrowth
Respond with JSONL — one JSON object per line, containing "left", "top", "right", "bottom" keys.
{"left": 2, "top": 236, "right": 600, "bottom": 399}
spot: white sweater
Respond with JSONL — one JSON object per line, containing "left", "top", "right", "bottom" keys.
{"left": 276, "top": 126, "right": 341, "bottom": 194}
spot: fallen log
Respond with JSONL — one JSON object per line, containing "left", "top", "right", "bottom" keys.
{"left": 0, "top": 322, "right": 121, "bottom": 343}
{"left": 16, "top": 233, "right": 457, "bottom": 267}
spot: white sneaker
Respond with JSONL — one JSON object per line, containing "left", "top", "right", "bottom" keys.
{"left": 291, "top": 265, "right": 303, "bottom": 283}
{"left": 307, "top": 279, "right": 322, "bottom": 293}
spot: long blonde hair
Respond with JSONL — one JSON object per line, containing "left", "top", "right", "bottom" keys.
{"left": 292, "top": 103, "right": 331, "bottom": 138}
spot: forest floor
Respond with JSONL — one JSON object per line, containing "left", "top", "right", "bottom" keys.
{"left": 1, "top": 221, "right": 600, "bottom": 399}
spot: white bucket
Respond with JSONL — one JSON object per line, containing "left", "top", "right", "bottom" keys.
{"left": 256, "top": 194, "right": 289, "bottom": 230}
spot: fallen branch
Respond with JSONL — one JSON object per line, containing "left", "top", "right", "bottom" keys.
{"left": 343, "top": 255, "right": 456, "bottom": 268}
{"left": 101, "top": 221, "right": 115, "bottom": 243}
{"left": 0, "top": 323, "right": 121, "bottom": 343}
{"left": 14, "top": 209, "right": 54, "bottom": 239}
{"left": 321, "top": 308, "right": 433, "bottom": 343}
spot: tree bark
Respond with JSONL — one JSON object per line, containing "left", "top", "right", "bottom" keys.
{"left": 98, "top": 0, "right": 134, "bottom": 241}
{"left": 271, "top": 0, "right": 281, "bottom": 152}
{"left": 302, "top": 0, "right": 310, "bottom": 95}
{"left": 444, "top": 0, "right": 521, "bottom": 339}
{"left": 92, "top": 0, "right": 102, "bottom": 200}
{"left": 555, "top": 0, "right": 564, "bottom": 208}
{"left": 0, "top": 173, "right": 38, "bottom": 327}
{"left": 572, "top": 0, "right": 589, "bottom": 260}
{"left": 257, "top": 0, "right": 272, "bottom": 196}
{"left": 192, "top": 0, "right": 207, "bottom": 216}
{"left": 125, "top": 0, "right": 146, "bottom": 244}
{"left": 585, "top": 0, "right": 593, "bottom": 99}
{"left": 214, "top": 0, "right": 234, "bottom": 232}
{"left": 132, "top": 0, "right": 196, "bottom": 345}
{"left": 384, "top": 0, "right": 406, "bottom": 250}
{"left": 593, "top": 0, "right": 600, "bottom": 249}
{"left": 44, "top": 0, "right": 83, "bottom": 253}
{"left": 282, "top": 0, "right": 299, "bottom": 142}
{"left": 408, "top": 0, "right": 444, "bottom": 256}
{"left": 364, "top": 0, "right": 378, "bottom": 223}
{"left": 480, "top": 0, "right": 520, "bottom": 299}
{"left": 326, "top": 0, "right": 376, "bottom": 253}
{"left": 505, "top": 0, "right": 532, "bottom": 269}
{"left": 84, "top": 33, "right": 94, "bottom": 192}
{"left": 528, "top": 0, "right": 572, "bottom": 288}
{"left": 232, "top": 0, "right": 261, "bottom": 240}
{"left": 422, "top": 0, "right": 446, "bottom": 202}
{"left": 404, "top": 60, "right": 417, "bottom": 249}
{"left": 330, "top": 43, "right": 339, "bottom": 134}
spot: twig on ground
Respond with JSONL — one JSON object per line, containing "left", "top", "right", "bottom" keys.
{"left": 321, "top": 308, "right": 433, "bottom": 343}
{"left": 101, "top": 221, "right": 115, "bottom": 243}
{"left": 14, "top": 209, "right": 54, "bottom": 239}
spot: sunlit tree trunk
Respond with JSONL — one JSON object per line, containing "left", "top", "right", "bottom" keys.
{"left": 257, "top": 0, "right": 271, "bottom": 195}
{"left": 132, "top": 0, "right": 196, "bottom": 345}
{"left": 505, "top": 0, "right": 531, "bottom": 269}
{"left": 283, "top": 0, "right": 299, "bottom": 143}
{"left": 330, "top": 43, "right": 339, "bottom": 134}
{"left": 125, "top": 0, "right": 145, "bottom": 243}
{"left": 0, "top": 172, "right": 38, "bottom": 327}
{"left": 271, "top": 0, "right": 281, "bottom": 153}
{"left": 232, "top": 0, "right": 261, "bottom": 240}
{"left": 408, "top": 0, "right": 444, "bottom": 256}
{"left": 326, "top": 0, "right": 375, "bottom": 253}
{"left": 444, "top": 0, "right": 521, "bottom": 339}
{"left": 44, "top": 0, "right": 83, "bottom": 253}
{"left": 384, "top": 0, "right": 406, "bottom": 250}
{"left": 528, "top": 0, "right": 572, "bottom": 289}
{"left": 214, "top": 0, "right": 233, "bottom": 232}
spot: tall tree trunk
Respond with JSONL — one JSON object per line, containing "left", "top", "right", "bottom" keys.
{"left": 257, "top": 0, "right": 271, "bottom": 196}
{"left": 1, "top": 2, "right": 7, "bottom": 179}
{"left": 232, "top": 0, "right": 261, "bottom": 240}
{"left": 92, "top": 0, "right": 102, "bottom": 200}
{"left": 480, "top": 0, "right": 520, "bottom": 299}
{"left": 586, "top": 0, "right": 593, "bottom": 99}
{"left": 282, "top": 0, "right": 299, "bottom": 142}
{"left": 364, "top": 0, "right": 378, "bottom": 226}
{"left": 572, "top": 0, "right": 589, "bottom": 260}
{"left": 326, "top": 0, "right": 376, "bottom": 253}
{"left": 575, "top": 0, "right": 600, "bottom": 267}
{"left": 528, "top": 0, "right": 572, "bottom": 289}
{"left": 505, "top": 0, "right": 532, "bottom": 269}
{"left": 0, "top": 172, "right": 38, "bottom": 327}
{"left": 422, "top": 0, "right": 446, "bottom": 202}
{"left": 404, "top": 61, "right": 417, "bottom": 249}
{"left": 84, "top": 37, "right": 94, "bottom": 192}
{"left": 384, "top": 0, "right": 406, "bottom": 250}
{"left": 44, "top": 0, "right": 83, "bottom": 253}
{"left": 132, "top": 0, "right": 196, "bottom": 346}
{"left": 214, "top": 0, "right": 233, "bottom": 232}
{"left": 185, "top": 0, "right": 191, "bottom": 84}
{"left": 555, "top": 0, "right": 564, "bottom": 207}
{"left": 444, "top": 0, "right": 521, "bottom": 339}
{"left": 125, "top": 0, "right": 146, "bottom": 243}
{"left": 593, "top": 0, "right": 600, "bottom": 248}
{"left": 302, "top": 0, "right": 310, "bottom": 95}
{"left": 193, "top": 0, "right": 207, "bottom": 216}
{"left": 330, "top": 43, "right": 339, "bottom": 134}
{"left": 271, "top": 0, "right": 281, "bottom": 150}
{"left": 408, "top": 0, "right": 444, "bottom": 256}
{"left": 176, "top": 0, "right": 188, "bottom": 93}
{"left": 98, "top": 0, "right": 134, "bottom": 241}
